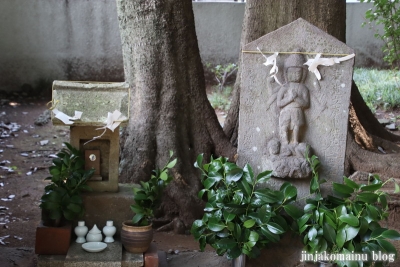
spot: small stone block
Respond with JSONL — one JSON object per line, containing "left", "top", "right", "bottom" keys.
{"left": 37, "top": 254, "right": 66, "bottom": 267}
{"left": 158, "top": 251, "right": 167, "bottom": 267}
{"left": 144, "top": 243, "right": 158, "bottom": 267}
{"left": 378, "top": 118, "right": 390, "bottom": 125}
{"left": 64, "top": 241, "right": 122, "bottom": 267}
{"left": 122, "top": 248, "right": 144, "bottom": 267}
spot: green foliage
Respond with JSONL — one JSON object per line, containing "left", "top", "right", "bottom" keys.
{"left": 289, "top": 155, "right": 400, "bottom": 266}
{"left": 205, "top": 62, "right": 238, "bottom": 90}
{"left": 353, "top": 68, "right": 400, "bottom": 112}
{"left": 130, "top": 151, "right": 177, "bottom": 226}
{"left": 207, "top": 86, "right": 233, "bottom": 112}
{"left": 39, "top": 142, "right": 94, "bottom": 223}
{"left": 360, "top": 0, "right": 400, "bottom": 68}
{"left": 191, "top": 154, "right": 297, "bottom": 259}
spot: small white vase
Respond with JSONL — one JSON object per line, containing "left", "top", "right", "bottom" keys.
{"left": 103, "top": 220, "right": 116, "bottom": 243}
{"left": 86, "top": 224, "right": 103, "bottom": 242}
{"left": 74, "top": 221, "right": 88, "bottom": 243}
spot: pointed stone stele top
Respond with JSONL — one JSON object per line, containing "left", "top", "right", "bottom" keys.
{"left": 238, "top": 18, "right": 355, "bottom": 197}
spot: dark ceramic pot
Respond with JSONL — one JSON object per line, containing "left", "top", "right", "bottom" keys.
{"left": 121, "top": 221, "right": 153, "bottom": 253}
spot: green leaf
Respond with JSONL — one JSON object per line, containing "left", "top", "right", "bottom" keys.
{"left": 205, "top": 203, "right": 217, "bottom": 212}
{"left": 215, "top": 238, "right": 236, "bottom": 249}
{"left": 243, "top": 164, "right": 254, "bottom": 184}
{"left": 132, "top": 213, "right": 144, "bottom": 224}
{"left": 243, "top": 219, "right": 256, "bottom": 228}
{"left": 357, "top": 192, "right": 379, "bottom": 203}
{"left": 310, "top": 176, "right": 319, "bottom": 194}
{"left": 376, "top": 239, "right": 397, "bottom": 257}
{"left": 323, "top": 223, "right": 336, "bottom": 244}
{"left": 371, "top": 227, "right": 387, "bottom": 239}
{"left": 344, "top": 225, "right": 359, "bottom": 241}
{"left": 381, "top": 229, "right": 400, "bottom": 240}
{"left": 395, "top": 183, "right": 400, "bottom": 193}
{"left": 198, "top": 189, "right": 207, "bottom": 199}
{"left": 166, "top": 158, "right": 177, "bottom": 169}
{"left": 336, "top": 227, "right": 346, "bottom": 248}
{"left": 338, "top": 214, "right": 359, "bottom": 227}
{"left": 233, "top": 223, "right": 242, "bottom": 240}
{"left": 237, "top": 179, "right": 252, "bottom": 197}
{"left": 254, "top": 189, "right": 283, "bottom": 203}
{"left": 359, "top": 217, "right": 369, "bottom": 236}
{"left": 360, "top": 183, "right": 382, "bottom": 192}
{"left": 249, "top": 231, "right": 259, "bottom": 242}
{"left": 333, "top": 183, "right": 353, "bottom": 197}
{"left": 224, "top": 204, "right": 247, "bottom": 215}
{"left": 283, "top": 184, "right": 297, "bottom": 200}
{"left": 208, "top": 219, "right": 225, "bottom": 232}
{"left": 379, "top": 194, "right": 388, "bottom": 209}
{"left": 343, "top": 177, "right": 359, "bottom": 189}
{"left": 260, "top": 226, "right": 280, "bottom": 243}
{"left": 66, "top": 203, "right": 81, "bottom": 213}
{"left": 226, "top": 168, "right": 243, "bottom": 184}
{"left": 304, "top": 204, "right": 316, "bottom": 213}
{"left": 308, "top": 226, "right": 318, "bottom": 242}
{"left": 298, "top": 213, "right": 312, "bottom": 230}
{"left": 203, "top": 176, "right": 221, "bottom": 189}
{"left": 160, "top": 171, "right": 168, "bottom": 181}
{"left": 283, "top": 204, "right": 303, "bottom": 220}
{"left": 256, "top": 170, "right": 272, "bottom": 183}
{"left": 267, "top": 222, "right": 285, "bottom": 235}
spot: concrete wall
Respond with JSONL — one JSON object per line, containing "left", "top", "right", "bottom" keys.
{"left": 0, "top": 0, "right": 124, "bottom": 92}
{"left": 0, "top": 1, "right": 385, "bottom": 92}
{"left": 346, "top": 3, "right": 386, "bottom": 68}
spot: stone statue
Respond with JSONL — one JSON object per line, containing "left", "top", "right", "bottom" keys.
{"left": 277, "top": 52, "right": 310, "bottom": 144}
{"left": 264, "top": 50, "right": 312, "bottom": 179}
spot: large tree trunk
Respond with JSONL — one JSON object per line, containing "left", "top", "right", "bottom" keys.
{"left": 224, "top": 0, "right": 400, "bottom": 178}
{"left": 116, "top": 0, "right": 236, "bottom": 228}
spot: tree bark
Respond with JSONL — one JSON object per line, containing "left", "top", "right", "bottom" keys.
{"left": 116, "top": 0, "right": 236, "bottom": 228}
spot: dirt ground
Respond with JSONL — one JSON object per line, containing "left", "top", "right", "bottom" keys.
{"left": 0, "top": 95, "right": 400, "bottom": 267}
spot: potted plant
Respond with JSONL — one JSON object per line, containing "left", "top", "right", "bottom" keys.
{"left": 121, "top": 151, "right": 177, "bottom": 253}
{"left": 191, "top": 154, "right": 299, "bottom": 266}
{"left": 35, "top": 142, "right": 94, "bottom": 255}
{"left": 290, "top": 155, "right": 400, "bottom": 267}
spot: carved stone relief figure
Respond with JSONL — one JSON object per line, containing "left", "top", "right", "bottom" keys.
{"left": 264, "top": 50, "right": 312, "bottom": 179}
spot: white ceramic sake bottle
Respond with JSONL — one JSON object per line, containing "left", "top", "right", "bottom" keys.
{"left": 74, "top": 221, "right": 88, "bottom": 243}
{"left": 103, "top": 220, "right": 116, "bottom": 243}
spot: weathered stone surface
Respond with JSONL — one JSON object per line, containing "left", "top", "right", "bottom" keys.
{"left": 70, "top": 126, "right": 120, "bottom": 192}
{"left": 64, "top": 241, "right": 122, "bottom": 267}
{"left": 122, "top": 249, "right": 144, "bottom": 267}
{"left": 51, "top": 81, "right": 129, "bottom": 126}
{"left": 239, "top": 18, "right": 354, "bottom": 197}
{"left": 80, "top": 184, "right": 134, "bottom": 237}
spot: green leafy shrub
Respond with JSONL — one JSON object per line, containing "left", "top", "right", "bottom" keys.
{"left": 40, "top": 142, "right": 94, "bottom": 226}
{"left": 360, "top": 0, "right": 400, "bottom": 68}
{"left": 289, "top": 155, "right": 400, "bottom": 267}
{"left": 207, "top": 86, "right": 233, "bottom": 112}
{"left": 191, "top": 154, "right": 298, "bottom": 259}
{"left": 130, "top": 151, "right": 177, "bottom": 226}
{"left": 204, "top": 62, "right": 238, "bottom": 90}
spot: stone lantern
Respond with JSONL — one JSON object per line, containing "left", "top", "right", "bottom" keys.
{"left": 51, "top": 81, "right": 130, "bottom": 192}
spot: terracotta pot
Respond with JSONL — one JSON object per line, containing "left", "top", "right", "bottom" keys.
{"left": 121, "top": 221, "right": 153, "bottom": 253}
{"left": 35, "top": 220, "right": 72, "bottom": 255}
